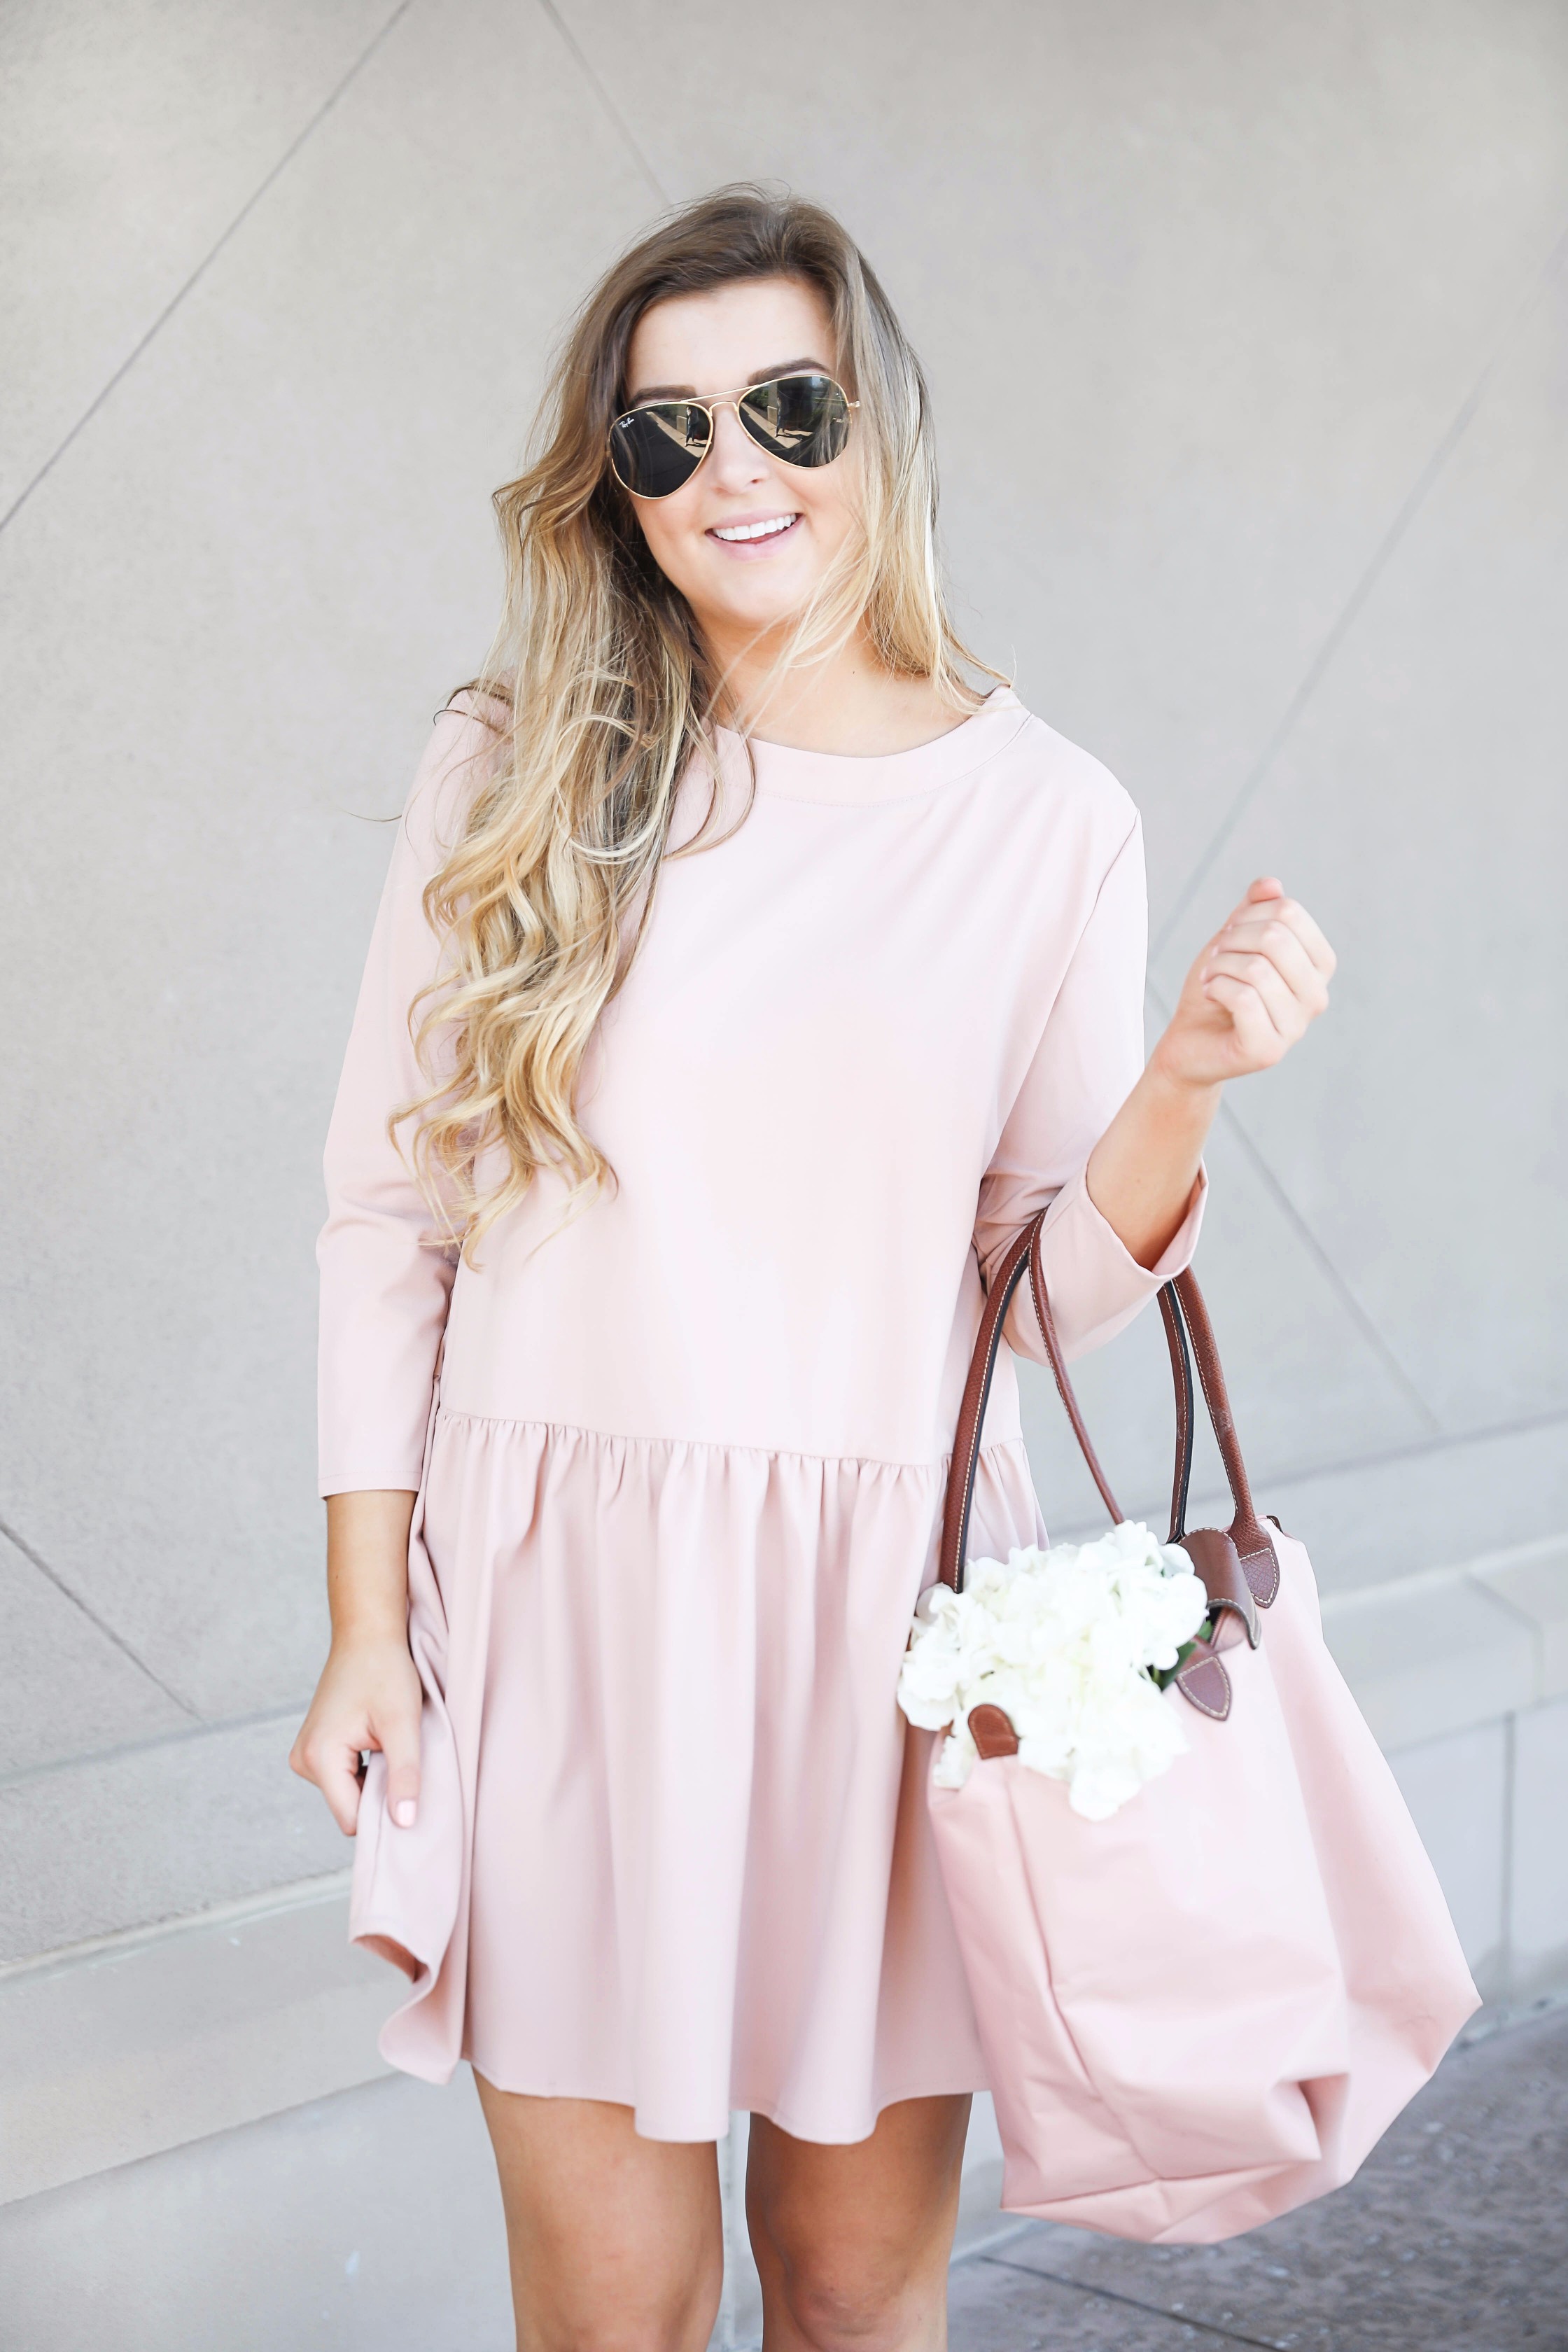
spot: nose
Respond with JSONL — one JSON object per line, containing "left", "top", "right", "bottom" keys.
{"left": 705, "top": 399, "right": 771, "bottom": 491}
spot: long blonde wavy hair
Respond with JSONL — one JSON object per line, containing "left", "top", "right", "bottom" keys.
{"left": 398, "top": 184, "right": 996, "bottom": 1258}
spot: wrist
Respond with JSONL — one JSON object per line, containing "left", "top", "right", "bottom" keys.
{"left": 1144, "top": 1038, "right": 1225, "bottom": 1110}
{"left": 328, "top": 1607, "right": 410, "bottom": 1656}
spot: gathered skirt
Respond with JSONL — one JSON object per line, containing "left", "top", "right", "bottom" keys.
{"left": 348, "top": 1406, "right": 1047, "bottom": 2143}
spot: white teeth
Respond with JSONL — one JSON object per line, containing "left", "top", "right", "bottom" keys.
{"left": 712, "top": 515, "right": 797, "bottom": 542}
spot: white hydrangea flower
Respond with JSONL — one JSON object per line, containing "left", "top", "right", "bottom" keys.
{"left": 897, "top": 1522, "right": 1208, "bottom": 1819}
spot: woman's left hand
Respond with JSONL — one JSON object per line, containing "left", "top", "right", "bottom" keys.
{"left": 1152, "top": 877, "right": 1336, "bottom": 1093}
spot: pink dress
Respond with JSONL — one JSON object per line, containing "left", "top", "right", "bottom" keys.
{"left": 318, "top": 686, "right": 1204, "bottom": 2142}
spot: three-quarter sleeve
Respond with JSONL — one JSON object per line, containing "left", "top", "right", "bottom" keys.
{"left": 316, "top": 706, "right": 491, "bottom": 1494}
{"left": 972, "top": 813, "right": 1206, "bottom": 1365}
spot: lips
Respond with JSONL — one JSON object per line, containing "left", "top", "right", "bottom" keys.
{"left": 708, "top": 513, "right": 801, "bottom": 545}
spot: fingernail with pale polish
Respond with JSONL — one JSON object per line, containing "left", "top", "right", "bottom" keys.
{"left": 393, "top": 1800, "right": 416, "bottom": 1828}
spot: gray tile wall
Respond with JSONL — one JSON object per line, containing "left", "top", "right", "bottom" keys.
{"left": 3, "top": 0, "right": 1564, "bottom": 1961}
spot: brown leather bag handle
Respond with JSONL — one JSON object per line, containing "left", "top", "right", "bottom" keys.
{"left": 1157, "top": 1285, "right": 1194, "bottom": 1547}
{"left": 1168, "top": 1270, "right": 1280, "bottom": 1604}
{"left": 940, "top": 1217, "right": 1277, "bottom": 1614}
{"left": 938, "top": 1215, "right": 1049, "bottom": 1594}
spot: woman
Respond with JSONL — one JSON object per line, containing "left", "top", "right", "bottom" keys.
{"left": 292, "top": 186, "right": 1334, "bottom": 2352}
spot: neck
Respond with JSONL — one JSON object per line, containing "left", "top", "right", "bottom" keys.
{"left": 701, "top": 616, "right": 969, "bottom": 758}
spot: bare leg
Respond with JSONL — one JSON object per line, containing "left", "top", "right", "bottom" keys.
{"left": 746, "top": 2093, "right": 972, "bottom": 2351}
{"left": 474, "top": 2074, "right": 724, "bottom": 2352}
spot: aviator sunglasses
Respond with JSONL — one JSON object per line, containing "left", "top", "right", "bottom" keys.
{"left": 607, "top": 370, "right": 858, "bottom": 500}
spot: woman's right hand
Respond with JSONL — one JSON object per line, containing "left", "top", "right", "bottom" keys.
{"left": 289, "top": 1488, "right": 422, "bottom": 1835}
{"left": 290, "top": 1630, "right": 424, "bottom": 1836}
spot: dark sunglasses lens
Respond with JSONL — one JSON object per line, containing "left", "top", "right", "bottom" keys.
{"left": 609, "top": 402, "right": 710, "bottom": 497}
{"left": 738, "top": 375, "right": 851, "bottom": 468}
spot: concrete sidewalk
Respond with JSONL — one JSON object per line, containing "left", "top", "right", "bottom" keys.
{"left": 949, "top": 2003, "right": 1568, "bottom": 2351}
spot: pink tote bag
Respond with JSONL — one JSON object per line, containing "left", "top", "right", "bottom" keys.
{"left": 929, "top": 1212, "right": 1479, "bottom": 2243}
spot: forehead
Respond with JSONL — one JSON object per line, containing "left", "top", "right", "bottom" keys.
{"left": 624, "top": 274, "right": 835, "bottom": 398}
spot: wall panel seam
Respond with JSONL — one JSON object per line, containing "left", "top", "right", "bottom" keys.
{"left": 1153, "top": 209, "right": 1568, "bottom": 959}
{"left": 0, "top": 1516, "right": 198, "bottom": 1718}
{"left": 533, "top": 0, "right": 671, "bottom": 205}
{"left": 1212, "top": 1089, "right": 1441, "bottom": 1431}
{"left": 0, "top": 1700, "right": 309, "bottom": 1793}
{"left": 0, "top": 0, "right": 420, "bottom": 541}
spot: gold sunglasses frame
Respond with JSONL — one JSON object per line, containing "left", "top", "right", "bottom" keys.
{"left": 607, "top": 370, "right": 860, "bottom": 499}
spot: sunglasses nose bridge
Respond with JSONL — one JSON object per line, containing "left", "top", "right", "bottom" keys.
{"left": 704, "top": 394, "right": 771, "bottom": 472}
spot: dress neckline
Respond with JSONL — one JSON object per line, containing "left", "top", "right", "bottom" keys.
{"left": 713, "top": 686, "right": 1028, "bottom": 807}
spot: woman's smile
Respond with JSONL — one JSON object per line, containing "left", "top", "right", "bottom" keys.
{"left": 706, "top": 509, "right": 803, "bottom": 552}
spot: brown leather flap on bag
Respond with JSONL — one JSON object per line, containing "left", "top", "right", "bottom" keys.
{"left": 1180, "top": 1526, "right": 1261, "bottom": 1649}
{"left": 967, "top": 1703, "right": 1022, "bottom": 1760}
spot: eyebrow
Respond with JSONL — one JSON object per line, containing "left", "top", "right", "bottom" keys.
{"left": 623, "top": 356, "right": 833, "bottom": 405}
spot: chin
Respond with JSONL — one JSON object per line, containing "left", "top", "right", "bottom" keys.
{"left": 724, "top": 594, "right": 813, "bottom": 633}
{"left": 701, "top": 574, "right": 821, "bottom": 636}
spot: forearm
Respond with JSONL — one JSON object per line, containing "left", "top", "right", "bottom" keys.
{"left": 325, "top": 1489, "right": 417, "bottom": 1646}
{"left": 1084, "top": 1058, "right": 1219, "bottom": 1271}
